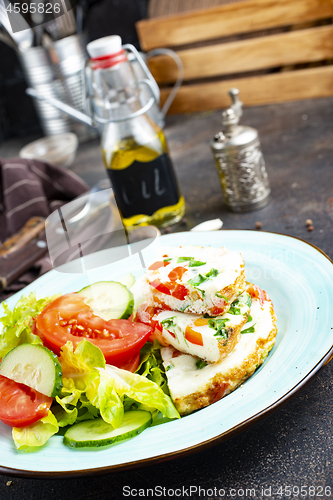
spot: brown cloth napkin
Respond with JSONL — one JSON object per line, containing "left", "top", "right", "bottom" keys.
{"left": 0, "top": 157, "right": 89, "bottom": 302}
{"left": 0, "top": 157, "right": 88, "bottom": 242}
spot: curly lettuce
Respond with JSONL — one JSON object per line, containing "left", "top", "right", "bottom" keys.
{"left": 0, "top": 293, "right": 58, "bottom": 358}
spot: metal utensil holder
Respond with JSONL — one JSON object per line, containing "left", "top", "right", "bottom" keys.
{"left": 20, "top": 33, "right": 97, "bottom": 141}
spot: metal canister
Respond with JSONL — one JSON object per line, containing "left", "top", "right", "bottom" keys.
{"left": 210, "top": 89, "right": 270, "bottom": 212}
{"left": 20, "top": 34, "right": 98, "bottom": 141}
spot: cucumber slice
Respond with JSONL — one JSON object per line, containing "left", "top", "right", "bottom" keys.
{"left": 0, "top": 344, "right": 63, "bottom": 398}
{"left": 63, "top": 410, "right": 152, "bottom": 448}
{"left": 77, "top": 281, "right": 134, "bottom": 321}
{"left": 119, "top": 273, "right": 135, "bottom": 289}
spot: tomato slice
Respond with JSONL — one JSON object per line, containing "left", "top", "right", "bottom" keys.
{"left": 0, "top": 374, "right": 52, "bottom": 428}
{"left": 184, "top": 326, "right": 204, "bottom": 346}
{"left": 211, "top": 382, "right": 229, "bottom": 403}
{"left": 167, "top": 282, "right": 188, "bottom": 300}
{"left": 246, "top": 283, "right": 268, "bottom": 305}
{"left": 148, "top": 260, "right": 170, "bottom": 271}
{"left": 114, "top": 351, "right": 140, "bottom": 373}
{"left": 168, "top": 266, "right": 187, "bottom": 281}
{"left": 150, "top": 279, "right": 171, "bottom": 295}
{"left": 36, "top": 294, "right": 151, "bottom": 365}
{"left": 150, "top": 279, "right": 188, "bottom": 300}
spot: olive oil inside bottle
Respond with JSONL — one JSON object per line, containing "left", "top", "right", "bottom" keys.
{"left": 102, "top": 129, "right": 185, "bottom": 228}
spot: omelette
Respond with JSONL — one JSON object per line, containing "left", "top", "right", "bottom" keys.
{"left": 160, "top": 287, "right": 277, "bottom": 415}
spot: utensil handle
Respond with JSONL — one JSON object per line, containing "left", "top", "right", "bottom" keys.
{"left": 0, "top": 217, "right": 45, "bottom": 257}
{"left": 0, "top": 234, "right": 48, "bottom": 290}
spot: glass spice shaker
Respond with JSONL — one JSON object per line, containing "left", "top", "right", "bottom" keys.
{"left": 210, "top": 88, "right": 270, "bottom": 212}
{"left": 86, "top": 36, "right": 185, "bottom": 229}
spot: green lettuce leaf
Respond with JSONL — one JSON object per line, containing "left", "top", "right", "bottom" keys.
{"left": 53, "top": 391, "right": 100, "bottom": 426}
{"left": 12, "top": 410, "right": 59, "bottom": 450}
{"left": 93, "top": 365, "right": 180, "bottom": 425}
{"left": 53, "top": 340, "right": 105, "bottom": 426}
{"left": 53, "top": 391, "right": 80, "bottom": 427}
{"left": 58, "top": 340, "right": 105, "bottom": 394}
{"left": 136, "top": 340, "right": 170, "bottom": 395}
{"left": 86, "top": 374, "right": 124, "bottom": 428}
{"left": 0, "top": 293, "right": 57, "bottom": 358}
{"left": 75, "top": 394, "right": 100, "bottom": 422}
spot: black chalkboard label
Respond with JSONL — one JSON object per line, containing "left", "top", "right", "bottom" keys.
{"left": 107, "top": 153, "right": 180, "bottom": 218}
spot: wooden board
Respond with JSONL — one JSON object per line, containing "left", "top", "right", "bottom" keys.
{"left": 148, "top": 0, "right": 244, "bottom": 18}
{"left": 148, "top": 25, "right": 333, "bottom": 83}
{"left": 136, "top": 0, "right": 333, "bottom": 51}
{"left": 159, "top": 65, "right": 333, "bottom": 113}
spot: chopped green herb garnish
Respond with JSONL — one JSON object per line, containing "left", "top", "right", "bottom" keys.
{"left": 227, "top": 297, "right": 242, "bottom": 314}
{"left": 228, "top": 306, "right": 241, "bottom": 315}
{"left": 163, "top": 258, "right": 172, "bottom": 262}
{"left": 188, "top": 260, "right": 206, "bottom": 267}
{"left": 182, "top": 331, "right": 189, "bottom": 347}
{"left": 161, "top": 317, "right": 177, "bottom": 330}
{"left": 166, "top": 364, "right": 174, "bottom": 371}
{"left": 179, "top": 304, "right": 190, "bottom": 312}
{"left": 177, "top": 256, "right": 193, "bottom": 263}
{"left": 207, "top": 318, "right": 230, "bottom": 339}
{"left": 215, "top": 292, "right": 229, "bottom": 301}
{"left": 241, "top": 325, "right": 256, "bottom": 334}
{"left": 206, "top": 268, "right": 219, "bottom": 278}
{"left": 188, "top": 274, "right": 208, "bottom": 287}
{"left": 195, "top": 359, "right": 208, "bottom": 370}
{"left": 161, "top": 317, "right": 179, "bottom": 342}
{"left": 188, "top": 268, "right": 219, "bottom": 289}
{"left": 244, "top": 293, "right": 252, "bottom": 308}
{"left": 246, "top": 314, "right": 253, "bottom": 323}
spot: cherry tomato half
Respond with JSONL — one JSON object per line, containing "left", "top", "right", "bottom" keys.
{"left": 0, "top": 374, "right": 52, "bottom": 428}
{"left": 35, "top": 294, "right": 151, "bottom": 366}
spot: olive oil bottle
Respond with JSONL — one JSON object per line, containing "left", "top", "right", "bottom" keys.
{"left": 102, "top": 124, "right": 185, "bottom": 228}
{"left": 86, "top": 35, "right": 185, "bottom": 229}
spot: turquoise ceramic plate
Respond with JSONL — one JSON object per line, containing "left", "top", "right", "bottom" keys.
{"left": 1, "top": 231, "right": 333, "bottom": 477}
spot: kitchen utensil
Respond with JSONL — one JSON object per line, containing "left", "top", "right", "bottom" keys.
{"left": 55, "top": 0, "right": 76, "bottom": 38}
{"left": 0, "top": 20, "right": 18, "bottom": 50}
{"left": 21, "top": 33, "right": 97, "bottom": 140}
{"left": 0, "top": 232, "right": 47, "bottom": 290}
{"left": 0, "top": 0, "right": 34, "bottom": 51}
{"left": 0, "top": 217, "right": 45, "bottom": 257}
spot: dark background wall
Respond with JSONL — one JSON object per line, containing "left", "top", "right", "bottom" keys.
{"left": 0, "top": 0, "right": 149, "bottom": 143}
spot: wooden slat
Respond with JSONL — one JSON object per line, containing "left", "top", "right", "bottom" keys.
{"left": 160, "top": 65, "right": 333, "bottom": 113}
{"left": 149, "top": 25, "right": 333, "bottom": 83}
{"left": 148, "top": 0, "right": 244, "bottom": 18}
{"left": 136, "top": 0, "right": 333, "bottom": 51}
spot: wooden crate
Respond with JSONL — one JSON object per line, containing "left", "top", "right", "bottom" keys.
{"left": 136, "top": 0, "right": 333, "bottom": 113}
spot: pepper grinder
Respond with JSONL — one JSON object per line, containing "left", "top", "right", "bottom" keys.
{"left": 210, "top": 88, "right": 270, "bottom": 212}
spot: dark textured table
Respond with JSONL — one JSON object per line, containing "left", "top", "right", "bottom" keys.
{"left": 0, "top": 97, "right": 332, "bottom": 499}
